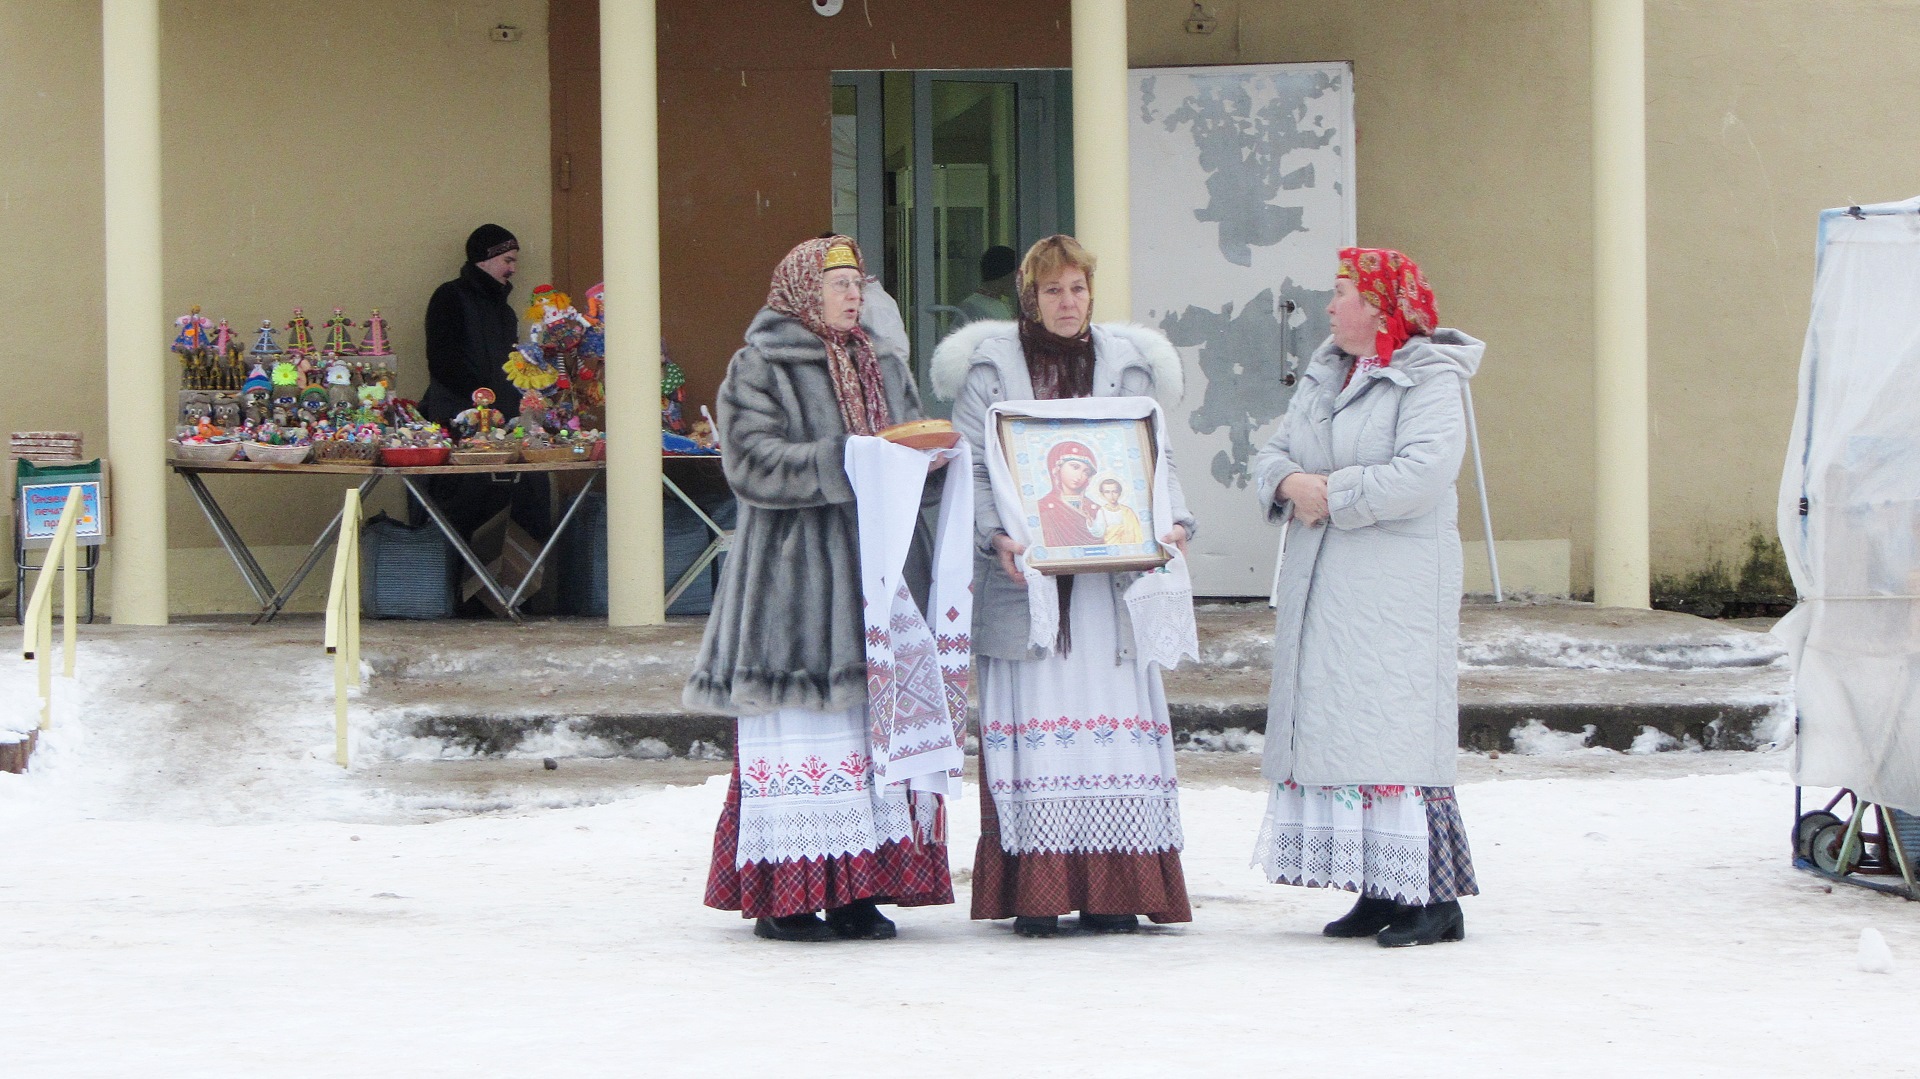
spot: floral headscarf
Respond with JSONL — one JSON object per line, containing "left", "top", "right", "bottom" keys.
{"left": 766, "top": 236, "right": 892, "bottom": 436}
{"left": 1336, "top": 247, "right": 1437, "bottom": 366}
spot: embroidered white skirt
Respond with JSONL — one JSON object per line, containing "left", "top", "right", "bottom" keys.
{"left": 977, "top": 574, "right": 1184, "bottom": 856}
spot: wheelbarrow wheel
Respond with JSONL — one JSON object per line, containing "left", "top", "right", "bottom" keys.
{"left": 1795, "top": 811, "right": 1842, "bottom": 860}
{"left": 1810, "top": 820, "right": 1860, "bottom": 875}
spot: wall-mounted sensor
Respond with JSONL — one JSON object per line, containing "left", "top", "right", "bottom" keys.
{"left": 813, "top": 0, "right": 844, "bottom": 15}
{"left": 490, "top": 24, "right": 522, "bottom": 42}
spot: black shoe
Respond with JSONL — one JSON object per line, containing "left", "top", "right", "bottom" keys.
{"left": 1322, "top": 895, "right": 1401, "bottom": 938}
{"left": 753, "top": 913, "right": 834, "bottom": 942}
{"left": 825, "top": 899, "right": 897, "bottom": 940}
{"left": 1376, "top": 900, "right": 1465, "bottom": 947}
{"left": 1012, "top": 915, "right": 1059, "bottom": 938}
{"left": 1079, "top": 912, "right": 1141, "bottom": 934}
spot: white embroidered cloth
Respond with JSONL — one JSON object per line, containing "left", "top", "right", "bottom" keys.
{"left": 981, "top": 396, "right": 1199, "bottom": 669}
{"left": 844, "top": 435, "right": 973, "bottom": 797}
{"left": 734, "top": 706, "right": 924, "bottom": 867}
{"left": 1252, "top": 781, "right": 1432, "bottom": 904}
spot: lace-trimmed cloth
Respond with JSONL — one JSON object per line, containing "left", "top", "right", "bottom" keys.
{"left": 980, "top": 394, "right": 1199, "bottom": 670}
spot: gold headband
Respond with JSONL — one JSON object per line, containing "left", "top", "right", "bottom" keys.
{"left": 823, "top": 243, "right": 860, "bottom": 272}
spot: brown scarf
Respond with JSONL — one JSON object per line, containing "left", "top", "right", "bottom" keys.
{"left": 766, "top": 237, "right": 893, "bottom": 436}
{"left": 1019, "top": 314, "right": 1097, "bottom": 654}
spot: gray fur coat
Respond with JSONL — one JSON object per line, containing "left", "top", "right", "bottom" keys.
{"left": 682, "top": 307, "right": 932, "bottom": 717}
{"left": 933, "top": 320, "right": 1196, "bottom": 662}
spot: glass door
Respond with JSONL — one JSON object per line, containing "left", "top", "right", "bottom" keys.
{"left": 833, "top": 69, "right": 1072, "bottom": 416}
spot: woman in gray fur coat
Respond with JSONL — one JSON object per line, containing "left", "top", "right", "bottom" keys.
{"left": 1251, "top": 247, "right": 1482, "bottom": 948}
{"left": 687, "top": 236, "right": 952, "bottom": 943}
{"left": 938, "top": 235, "right": 1197, "bottom": 937}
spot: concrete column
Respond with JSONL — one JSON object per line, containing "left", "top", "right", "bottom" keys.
{"left": 1591, "top": 0, "right": 1650, "bottom": 609}
{"left": 101, "top": 0, "right": 169, "bottom": 625}
{"left": 600, "top": 0, "right": 665, "bottom": 626}
{"left": 1071, "top": 0, "right": 1132, "bottom": 319}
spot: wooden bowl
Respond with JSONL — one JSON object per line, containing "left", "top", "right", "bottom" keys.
{"left": 521, "top": 444, "right": 591, "bottom": 464}
{"left": 878, "top": 418, "right": 959, "bottom": 451}
{"left": 450, "top": 449, "right": 518, "bottom": 467}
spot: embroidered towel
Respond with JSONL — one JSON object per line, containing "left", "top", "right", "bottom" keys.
{"left": 844, "top": 435, "right": 974, "bottom": 796}
{"left": 981, "top": 396, "right": 1199, "bottom": 669}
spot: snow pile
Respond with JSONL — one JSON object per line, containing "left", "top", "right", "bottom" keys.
{"left": 1508, "top": 719, "right": 1600, "bottom": 755}
{"left": 1859, "top": 927, "right": 1897, "bottom": 973}
{"left": 1460, "top": 625, "right": 1786, "bottom": 671}
{"left": 1182, "top": 728, "right": 1265, "bottom": 753}
{"left": 1628, "top": 726, "right": 1702, "bottom": 755}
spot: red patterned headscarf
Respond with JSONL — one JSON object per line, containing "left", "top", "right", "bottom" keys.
{"left": 767, "top": 236, "right": 893, "bottom": 436}
{"left": 1336, "top": 247, "right": 1437, "bottom": 365}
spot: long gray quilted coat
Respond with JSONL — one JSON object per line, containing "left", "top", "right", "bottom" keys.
{"left": 1253, "top": 329, "right": 1485, "bottom": 787}
{"left": 682, "top": 307, "right": 931, "bottom": 717}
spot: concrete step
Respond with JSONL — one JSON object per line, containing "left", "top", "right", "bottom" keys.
{"left": 337, "top": 601, "right": 1789, "bottom": 759}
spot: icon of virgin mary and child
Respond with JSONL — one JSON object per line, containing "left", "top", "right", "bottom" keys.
{"left": 1035, "top": 440, "right": 1144, "bottom": 548}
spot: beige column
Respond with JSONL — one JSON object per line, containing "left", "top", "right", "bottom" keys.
{"left": 600, "top": 0, "right": 666, "bottom": 626}
{"left": 1071, "top": 0, "right": 1132, "bottom": 319}
{"left": 101, "top": 0, "right": 169, "bottom": 625}
{"left": 1591, "top": 0, "right": 1650, "bottom": 609}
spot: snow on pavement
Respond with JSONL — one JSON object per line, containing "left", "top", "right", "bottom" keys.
{"left": 2, "top": 642, "right": 1914, "bottom": 1075}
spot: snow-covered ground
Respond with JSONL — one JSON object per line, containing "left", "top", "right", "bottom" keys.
{"left": 2, "top": 639, "right": 1912, "bottom": 1076}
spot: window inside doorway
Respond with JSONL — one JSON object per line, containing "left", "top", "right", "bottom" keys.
{"left": 835, "top": 69, "right": 1072, "bottom": 415}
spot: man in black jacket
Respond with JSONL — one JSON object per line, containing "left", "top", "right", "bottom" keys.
{"left": 425, "top": 223, "right": 522, "bottom": 426}
{"left": 420, "top": 224, "right": 550, "bottom": 569}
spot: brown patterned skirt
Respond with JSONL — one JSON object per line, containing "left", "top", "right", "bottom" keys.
{"left": 969, "top": 773, "right": 1192, "bottom": 923}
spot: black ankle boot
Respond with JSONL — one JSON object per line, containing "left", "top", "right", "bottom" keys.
{"left": 825, "top": 898, "right": 897, "bottom": 940}
{"left": 1322, "top": 895, "right": 1401, "bottom": 938}
{"left": 1012, "top": 915, "right": 1059, "bottom": 938}
{"left": 754, "top": 912, "right": 834, "bottom": 942}
{"left": 1079, "top": 912, "right": 1141, "bottom": 934}
{"left": 1376, "top": 900, "right": 1465, "bottom": 947}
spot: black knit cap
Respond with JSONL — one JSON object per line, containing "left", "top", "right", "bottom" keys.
{"left": 465, "top": 223, "right": 519, "bottom": 264}
{"left": 980, "top": 244, "right": 1018, "bottom": 281}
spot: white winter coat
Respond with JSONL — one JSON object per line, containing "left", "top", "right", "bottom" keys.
{"left": 1254, "top": 330, "right": 1485, "bottom": 787}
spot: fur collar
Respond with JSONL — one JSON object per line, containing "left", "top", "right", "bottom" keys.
{"left": 744, "top": 306, "right": 913, "bottom": 371}
{"left": 929, "top": 320, "right": 1183, "bottom": 406}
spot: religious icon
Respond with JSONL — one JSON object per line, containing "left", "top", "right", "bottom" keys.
{"left": 994, "top": 410, "right": 1168, "bottom": 575}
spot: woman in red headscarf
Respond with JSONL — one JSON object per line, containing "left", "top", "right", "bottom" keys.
{"left": 1252, "top": 248, "right": 1485, "bottom": 947}
{"left": 686, "top": 236, "right": 952, "bottom": 943}
{"left": 934, "top": 234, "right": 1197, "bottom": 937}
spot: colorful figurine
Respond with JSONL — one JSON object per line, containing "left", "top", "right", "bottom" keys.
{"left": 285, "top": 307, "right": 317, "bottom": 357}
{"left": 321, "top": 306, "right": 358, "bottom": 356}
{"left": 661, "top": 344, "right": 688, "bottom": 434}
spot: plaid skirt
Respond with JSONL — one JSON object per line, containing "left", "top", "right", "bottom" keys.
{"left": 1253, "top": 782, "right": 1479, "bottom": 905}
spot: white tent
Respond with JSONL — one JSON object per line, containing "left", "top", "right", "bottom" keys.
{"left": 1776, "top": 197, "right": 1920, "bottom": 815}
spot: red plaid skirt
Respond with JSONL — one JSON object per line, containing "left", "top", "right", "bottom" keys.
{"left": 704, "top": 766, "right": 955, "bottom": 918}
{"left": 970, "top": 773, "right": 1192, "bottom": 923}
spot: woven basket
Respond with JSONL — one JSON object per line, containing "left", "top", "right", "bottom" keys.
{"left": 312, "top": 441, "right": 381, "bottom": 465}
{"left": 169, "top": 439, "right": 241, "bottom": 463}
{"left": 521, "top": 444, "right": 591, "bottom": 464}
{"left": 242, "top": 441, "right": 312, "bottom": 465}
{"left": 450, "top": 449, "right": 518, "bottom": 467}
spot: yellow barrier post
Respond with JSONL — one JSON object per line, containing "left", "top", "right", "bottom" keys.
{"left": 21, "top": 487, "right": 84, "bottom": 729}
{"left": 323, "top": 488, "right": 362, "bottom": 767}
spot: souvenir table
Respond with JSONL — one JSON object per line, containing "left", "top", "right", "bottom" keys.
{"left": 173, "top": 455, "right": 728, "bottom": 623}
